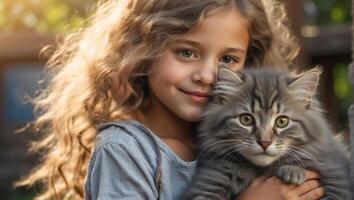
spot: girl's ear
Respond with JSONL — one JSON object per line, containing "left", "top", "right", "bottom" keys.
{"left": 212, "top": 65, "right": 244, "bottom": 105}
{"left": 288, "top": 66, "right": 322, "bottom": 105}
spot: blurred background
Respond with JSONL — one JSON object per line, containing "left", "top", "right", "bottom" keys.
{"left": 0, "top": 0, "right": 353, "bottom": 199}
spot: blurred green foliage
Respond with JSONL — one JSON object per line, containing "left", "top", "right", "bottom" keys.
{"left": 305, "top": 0, "right": 352, "bottom": 25}
{"left": 303, "top": 0, "right": 353, "bottom": 129}
{"left": 0, "top": 0, "right": 95, "bottom": 33}
{"left": 334, "top": 64, "right": 353, "bottom": 100}
{"left": 333, "top": 63, "right": 353, "bottom": 127}
{"left": 1, "top": 0, "right": 352, "bottom": 33}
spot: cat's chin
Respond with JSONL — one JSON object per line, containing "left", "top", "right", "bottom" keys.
{"left": 245, "top": 153, "right": 278, "bottom": 167}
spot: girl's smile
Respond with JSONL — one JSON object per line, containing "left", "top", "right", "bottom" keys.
{"left": 178, "top": 89, "right": 211, "bottom": 104}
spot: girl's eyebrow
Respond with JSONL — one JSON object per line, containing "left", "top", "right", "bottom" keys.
{"left": 172, "top": 39, "right": 202, "bottom": 48}
{"left": 172, "top": 38, "right": 246, "bottom": 53}
{"left": 222, "top": 47, "right": 246, "bottom": 54}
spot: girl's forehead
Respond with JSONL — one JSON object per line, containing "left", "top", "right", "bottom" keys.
{"left": 169, "top": 5, "right": 249, "bottom": 51}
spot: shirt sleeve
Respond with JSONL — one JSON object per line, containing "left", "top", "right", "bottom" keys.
{"left": 84, "top": 143, "right": 158, "bottom": 200}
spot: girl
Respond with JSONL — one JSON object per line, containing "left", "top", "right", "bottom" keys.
{"left": 16, "top": 0, "right": 324, "bottom": 199}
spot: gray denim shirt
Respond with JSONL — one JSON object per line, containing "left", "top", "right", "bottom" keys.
{"left": 84, "top": 120, "right": 197, "bottom": 200}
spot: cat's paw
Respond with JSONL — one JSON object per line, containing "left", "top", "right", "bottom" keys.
{"left": 274, "top": 165, "right": 306, "bottom": 185}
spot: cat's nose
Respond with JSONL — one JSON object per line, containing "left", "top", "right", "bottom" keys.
{"left": 257, "top": 140, "right": 272, "bottom": 150}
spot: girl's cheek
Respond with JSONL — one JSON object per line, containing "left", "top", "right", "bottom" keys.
{"left": 163, "top": 67, "right": 188, "bottom": 82}
{"left": 155, "top": 62, "right": 192, "bottom": 83}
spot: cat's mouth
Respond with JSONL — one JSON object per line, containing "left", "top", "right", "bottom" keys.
{"left": 241, "top": 145, "right": 285, "bottom": 166}
{"left": 250, "top": 146, "right": 279, "bottom": 156}
{"left": 255, "top": 151, "right": 274, "bottom": 156}
{"left": 244, "top": 152, "right": 280, "bottom": 166}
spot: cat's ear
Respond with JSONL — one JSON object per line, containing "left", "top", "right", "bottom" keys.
{"left": 288, "top": 67, "right": 322, "bottom": 104}
{"left": 217, "top": 65, "right": 243, "bottom": 85}
{"left": 212, "top": 65, "right": 243, "bottom": 104}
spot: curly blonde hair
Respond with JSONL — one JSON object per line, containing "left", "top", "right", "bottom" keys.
{"left": 15, "top": 0, "right": 299, "bottom": 199}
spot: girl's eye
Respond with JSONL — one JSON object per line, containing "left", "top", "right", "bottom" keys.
{"left": 275, "top": 116, "right": 289, "bottom": 128}
{"left": 239, "top": 113, "right": 254, "bottom": 126}
{"left": 219, "top": 55, "right": 238, "bottom": 64}
{"left": 177, "top": 49, "right": 197, "bottom": 58}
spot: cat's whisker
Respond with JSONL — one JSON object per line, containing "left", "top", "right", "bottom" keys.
{"left": 281, "top": 153, "right": 292, "bottom": 165}
{"left": 224, "top": 149, "right": 242, "bottom": 161}
{"left": 199, "top": 139, "right": 241, "bottom": 155}
{"left": 284, "top": 149, "right": 306, "bottom": 168}
{"left": 241, "top": 143, "right": 259, "bottom": 150}
{"left": 288, "top": 145, "right": 314, "bottom": 161}
{"left": 288, "top": 145, "right": 312, "bottom": 156}
{"left": 207, "top": 142, "right": 244, "bottom": 159}
{"left": 283, "top": 152, "right": 303, "bottom": 167}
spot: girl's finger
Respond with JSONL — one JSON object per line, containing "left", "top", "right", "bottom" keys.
{"left": 304, "top": 170, "right": 320, "bottom": 180}
{"left": 293, "top": 180, "right": 321, "bottom": 196}
{"left": 299, "top": 186, "right": 325, "bottom": 200}
{"left": 250, "top": 175, "right": 269, "bottom": 186}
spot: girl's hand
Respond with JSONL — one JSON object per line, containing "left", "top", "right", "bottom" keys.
{"left": 236, "top": 170, "right": 324, "bottom": 200}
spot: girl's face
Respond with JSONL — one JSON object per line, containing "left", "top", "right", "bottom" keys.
{"left": 148, "top": 5, "right": 249, "bottom": 122}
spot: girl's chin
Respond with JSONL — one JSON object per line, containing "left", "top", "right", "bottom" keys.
{"left": 187, "top": 117, "right": 202, "bottom": 122}
{"left": 179, "top": 111, "right": 203, "bottom": 122}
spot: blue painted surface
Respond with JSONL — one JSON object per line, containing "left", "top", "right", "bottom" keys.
{"left": 3, "top": 63, "right": 44, "bottom": 123}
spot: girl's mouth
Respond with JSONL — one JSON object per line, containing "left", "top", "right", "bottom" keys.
{"left": 179, "top": 89, "right": 210, "bottom": 103}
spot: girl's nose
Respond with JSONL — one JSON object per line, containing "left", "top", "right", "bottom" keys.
{"left": 192, "top": 61, "right": 217, "bottom": 86}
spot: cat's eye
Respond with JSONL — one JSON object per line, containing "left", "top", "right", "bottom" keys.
{"left": 275, "top": 116, "right": 289, "bottom": 128}
{"left": 239, "top": 114, "right": 254, "bottom": 126}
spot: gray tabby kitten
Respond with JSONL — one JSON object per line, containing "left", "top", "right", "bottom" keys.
{"left": 183, "top": 67, "right": 351, "bottom": 200}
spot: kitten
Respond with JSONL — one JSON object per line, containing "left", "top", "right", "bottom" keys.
{"left": 183, "top": 66, "right": 351, "bottom": 200}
